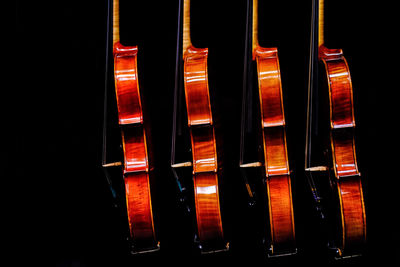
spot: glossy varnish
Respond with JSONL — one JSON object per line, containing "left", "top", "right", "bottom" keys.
{"left": 182, "top": 0, "right": 226, "bottom": 252}
{"left": 316, "top": 0, "right": 366, "bottom": 254}
{"left": 112, "top": 0, "right": 158, "bottom": 252}
{"left": 320, "top": 46, "right": 366, "bottom": 254}
{"left": 252, "top": 0, "right": 296, "bottom": 255}
{"left": 255, "top": 47, "right": 295, "bottom": 255}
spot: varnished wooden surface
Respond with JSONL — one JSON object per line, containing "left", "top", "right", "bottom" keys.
{"left": 122, "top": 126, "right": 147, "bottom": 173}
{"left": 191, "top": 126, "right": 217, "bottom": 173}
{"left": 266, "top": 175, "right": 295, "bottom": 253}
{"left": 184, "top": 47, "right": 212, "bottom": 126}
{"left": 256, "top": 47, "right": 285, "bottom": 128}
{"left": 125, "top": 172, "right": 157, "bottom": 247}
{"left": 113, "top": 43, "right": 143, "bottom": 125}
{"left": 318, "top": 0, "right": 324, "bottom": 47}
{"left": 338, "top": 177, "right": 366, "bottom": 252}
{"left": 184, "top": 46, "right": 225, "bottom": 252}
{"left": 182, "top": 0, "right": 192, "bottom": 57}
{"left": 16, "top": 0, "right": 396, "bottom": 264}
{"left": 112, "top": 0, "right": 120, "bottom": 44}
{"left": 255, "top": 45, "right": 296, "bottom": 254}
{"left": 320, "top": 46, "right": 366, "bottom": 255}
{"left": 182, "top": 0, "right": 225, "bottom": 251}
{"left": 112, "top": 0, "right": 158, "bottom": 252}
{"left": 252, "top": 0, "right": 259, "bottom": 58}
{"left": 194, "top": 172, "right": 224, "bottom": 248}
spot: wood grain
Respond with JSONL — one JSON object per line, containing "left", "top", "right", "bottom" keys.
{"left": 318, "top": 0, "right": 324, "bottom": 47}
{"left": 184, "top": 47, "right": 212, "bottom": 126}
{"left": 183, "top": 0, "right": 192, "bottom": 57}
{"left": 125, "top": 172, "right": 157, "bottom": 248}
{"left": 338, "top": 177, "right": 366, "bottom": 251}
{"left": 112, "top": 0, "right": 158, "bottom": 252}
{"left": 194, "top": 172, "right": 224, "bottom": 248}
{"left": 266, "top": 175, "right": 295, "bottom": 252}
{"left": 255, "top": 45, "right": 296, "bottom": 255}
{"left": 252, "top": 0, "right": 259, "bottom": 58}
{"left": 113, "top": 43, "right": 143, "bottom": 125}
{"left": 113, "top": 0, "right": 120, "bottom": 44}
{"left": 320, "top": 46, "right": 366, "bottom": 256}
{"left": 182, "top": 0, "right": 226, "bottom": 252}
{"left": 184, "top": 46, "right": 225, "bottom": 252}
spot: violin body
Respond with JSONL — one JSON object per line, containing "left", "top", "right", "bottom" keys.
{"left": 110, "top": 0, "right": 158, "bottom": 253}
{"left": 255, "top": 46, "right": 296, "bottom": 254}
{"left": 183, "top": 45, "right": 226, "bottom": 252}
{"left": 319, "top": 46, "right": 366, "bottom": 255}
{"left": 170, "top": 0, "right": 227, "bottom": 253}
{"left": 305, "top": 0, "right": 366, "bottom": 257}
{"left": 238, "top": 0, "right": 296, "bottom": 255}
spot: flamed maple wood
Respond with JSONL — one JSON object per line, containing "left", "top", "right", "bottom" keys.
{"left": 255, "top": 46, "right": 296, "bottom": 255}
{"left": 112, "top": 0, "right": 158, "bottom": 253}
{"left": 182, "top": 0, "right": 227, "bottom": 253}
{"left": 319, "top": 46, "right": 366, "bottom": 255}
{"left": 252, "top": 0, "right": 296, "bottom": 255}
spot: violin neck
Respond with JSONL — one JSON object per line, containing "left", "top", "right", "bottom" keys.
{"left": 183, "top": 0, "right": 192, "bottom": 55}
{"left": 113, "top": 0, "right": 120, "bottom": 45}
{"left": 252, "top": 0, "right": 259, "bottom": 57}
{"left": 318, "top": 0, "right": 324, "bottom": 47}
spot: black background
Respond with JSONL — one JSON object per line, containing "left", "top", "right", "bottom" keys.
{"left": 13, "top": 0, "right": 399, "bottom": 266}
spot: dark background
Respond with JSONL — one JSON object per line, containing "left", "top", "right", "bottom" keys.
{"left": 13, "top": 0, "right": 399, "bottom": 266}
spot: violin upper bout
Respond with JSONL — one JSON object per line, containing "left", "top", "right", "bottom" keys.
{"left": 183, "top": 45, "right": 212, "bottom": 126}
{"left": 320, "top": 49, "right": 355, "bottom": 130}
{"left": 113, "top": 42, "right": 143, "bottom": 125}
{"left": 255, "top": 46, "right": 285, "bottom": 127}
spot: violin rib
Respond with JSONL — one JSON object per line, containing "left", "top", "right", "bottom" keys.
{"left": 255, "top": 46, "right": 296, "bottom": 255}
{"left": 183, "top": 45, "right": 226, "bottom": 252}
{"left": 178, "top": 0, "right": 227, "bottom": 253}
{"left": 320, "top": 47, "right": 366, "bottom": 255}
{"left": 113, "top": 42, "right": 158, "bottom": 252}
{"left": 305, "top": 0, "right": 367, "bottom": 257}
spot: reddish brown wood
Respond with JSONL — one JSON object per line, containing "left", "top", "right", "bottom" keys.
{"left": 113, "top": 41, "right": 158, "bottom": 252}
{"left": 266, "top": 175, "right": 295, "bottom": 250}
{"left": 255, "top": 46, "right": 296, "bottom": 254}
{"left": 125, "top": 172, "right": 156, "bottom": 245}
{"left": 338, "top": 177, "right": 366, "bottom": 251}
{"left": 114, "top": 43, "right": 143, "bottom": 125}
{"left": 184, "top": 45, "right": 226, "bottom": 252}
{"left": 194, "top": 172, "right": 224, "bottom": 244}
{"left": 191, "top": 126, "right": 217, "bottom": 173}
{"left": 184, "top": 47, "right": 213, "bottom": 126}
{"left": 320, "top": 46, "right": 366, "bottom": 256}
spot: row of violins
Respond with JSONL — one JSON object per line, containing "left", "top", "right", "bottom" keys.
{"left": 101, "top": 0, "right": 366, "bottom": 259}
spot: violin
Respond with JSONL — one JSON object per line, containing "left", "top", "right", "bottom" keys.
{"left": 240, "top": 0, "right": 296, "bottom": 256}
{"left": 305, "top": 0, "right": 366, "bottom": 258}
{"left": 171, "top": 0, "right": 228, "bottom": 253}
{"left": 102, "top": 0, "right": 159, "bottom": 253}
